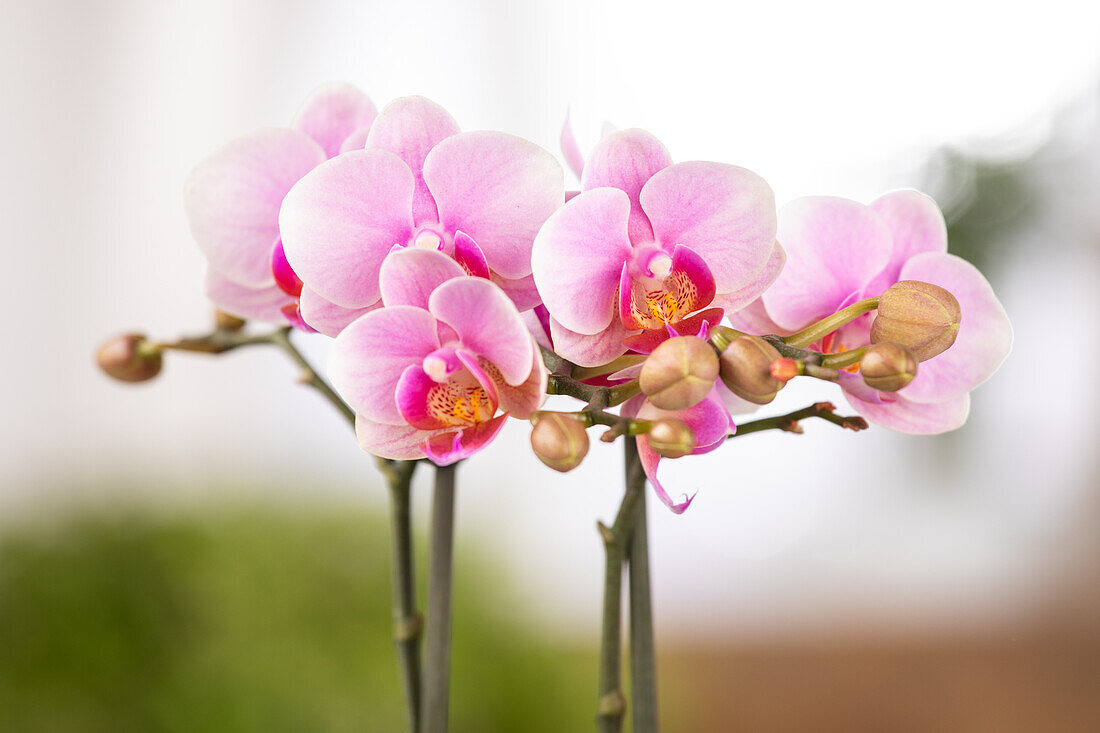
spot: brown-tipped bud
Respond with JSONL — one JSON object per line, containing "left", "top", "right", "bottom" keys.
{"left": 871, "top": 280, "right": 961, "bottom": 361}
{"left": 95, "top": 333, "right": 163, "bottom": 383}
{"left": 530, "top": 413, "right": 590, "bottom": 473}
{"left": 646, "top": 418, "right": 696, "bottom": 459}
{"left": 769, "top": 357, "right": 803, "bottom": 384}
{"left": 860, "top": 342, "right": 918, "bottom": 392}
{"left": 214, "top": 310, "right": 246, "bottom": 332}
{"left": 638, "top": 336, "right": 719, "bottom": 411}
{"left": 718, "top": 336, "right": 784, "bottom": 405}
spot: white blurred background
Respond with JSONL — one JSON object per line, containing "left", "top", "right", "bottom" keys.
{"left": 3, "top": 0, "right": 1100, "bottom": 647}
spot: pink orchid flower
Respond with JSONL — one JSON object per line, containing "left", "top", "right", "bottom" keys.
{"left": 735, "top": 190, "right": 1012, "bottom": 434}
{"left": 530, "top": 127, "right": 783, "bottom": 367}
{"left": 623, "top": 389, "right": 734, "bottom": 513}
{"left": 278, "top": 96, "right": 564, "bottom": 329}
{"left": 330, "top": 248, "right": 547, "bottom": 465}
{"left": 184, "top": 83, "right": 378, "bottom": 333}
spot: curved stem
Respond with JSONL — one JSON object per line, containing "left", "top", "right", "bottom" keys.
{"left": 729, "top": 402, "right": 868, "bottom": 438}
{"left": 572, "top": 355, "right": 647, "bottom": 381}
{"left": 596, "top": 443, "right": 647, "bottom": 733}
{"left": 422, "top": 463, "right": 458, "bottom": 733}
{"left": 387, "top": 461, "right": 422, "bottom": 733}
{"left": 268, "top": 329, "right": 356, "bottom": 426}
{"left": 625, "top": 441, "right": 658, "bottom": 732}
{"left": 783, "top": 297, "right": 879, "bottom": 349}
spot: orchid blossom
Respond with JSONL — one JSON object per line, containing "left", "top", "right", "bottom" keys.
{"left": 278, "top": 96, "right": 564, "bottom": 335}
{"left": 330, "top": 248, "right": 547, "bottom": 465}
{"left": 184, "top": 83, "right": 378, "bottom": 332}
{"left": 531, "top": 127, "right": 783, "bottom": 367}
{"left": 736, "top": 190, "right": 1012, "bottom": 433}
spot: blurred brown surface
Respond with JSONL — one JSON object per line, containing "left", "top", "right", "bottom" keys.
{"left": 665, "top": 630, "right": 1100, "bottom": 733}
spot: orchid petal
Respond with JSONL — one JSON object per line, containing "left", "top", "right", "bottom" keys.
{"left": 366, "top": 95, "right": 460, "bottom": 224}
{"left": 453, "top": 231, "right": 490, "bottom": 278}
{"left": 355, "top": 413, "right": 437, "bottom": 460}
{"left": 560, "top": 108, "right": 585, "bottom": 181}
{"left": 185, "top": 128, "right": 325, "bottom": 288}
{"left": 428, "top": 277, "right": 534, "bottom": 385}
{"left": 339, "top": 124, "right": 372, "bottom": 153}
{"left": 379, "top": 247, "right": 466, "bottom": 310}
{"left": 204, "top": 268, "right": 295, "bottom": 324}
{"left": 424, "top": 131, "right": 564, "bottom": 279}
{"left": 724, "top": 297, "right": 785, "bottom": 336}
{"left": 299, "top": 287, "right": 377, "bottom": 337}
{"left": 636, "top": 389, "right": 733, "bottom": 451}
{"left": 865, "top": 189, "right": 949, "bottom": 296}
{"left": 424, "top": 414, "right": 509, "bottom": 465}
{"left": 531, "top": 187, "right": 633, "bottom": 335}
{"left": 548, "top": 317, "right": 636, "bottom": 368}
{"left": 636, "top": 438, "right": 696, "bottom": 514}
{"left": 848, "top": 393, "right": 971, "bottom": 435}
{"left": 894, "top": 252, "right": 1013, "bottom": 403}
{"left": 330, "top": 305, "right": 440, "bottom": 423}
{"left": 292, "top": 82, "right": 377, "bottom": 159}
{"left": 479, "top": 339, "right": 548, "bottom": 419}
{"left": 621, "top": 307, "right": 724, "bottom": 354}
{"left": 279, "top": 148, "right": 415, "bottom": 308}
{"left": 491, "top": 273, "right": 543, "bottom": 311}
{"left": 640, "top": 161, "right": 777, "bottom": 294}
{"left": 522, "top": 307, "right": 554, "bottom": 351}
{"left": 762, "top": 196, "right": 893, "bottom": 332}
{"left": 710, "top": 240, "right": 786, "bottom": 316}
{"left": 581, "top": 128, "right": 672, "bottom": 243}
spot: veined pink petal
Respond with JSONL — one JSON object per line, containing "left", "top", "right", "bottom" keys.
{"left": 636, "top": 389, "right": 733, "bottom": 452}
{"left": 640, "top": 161, "right": 776, "bottom": 294}
{"left": 762, "top": 196, "right": 893, "bottom": 332}
{"left": 620, "top": 245, "right": 717, "bottom": 331}
{"left": 330, "top": 305, "right": 440, "bottom": 424}
{"left": 204, "top": 268, "right": 295, "bottom": 324}
{"left": 483, "top": 339, "right": 548, "bottom": 419}
{"left": 560, "top": 109, "right": 585, "bottom": 181}
{"left": 299, "top": 287, "right": 377, "bottom": 337}
{"left": 531, "top": 188, "right": 633, "bottom": 335}
{"left": 580, "top": 128, "right": 672, "bottom": 244}
{"left": 491, "top": 273, "right": 543, "bottom": 311}
{"left": 339, "top": 124, "right": 372, "bottom": 153}
{"left": 724, "top": 297, "right": 786, "bottom": 336}
{"left": 836, "top": 370, "right": 885, "bottom": 404}
{"left": 848, "top": 393, "right": 971, "bottom": 435}
{"left": 366, "top": 95, "right": 460, "bottom": 225}
{"left": 185, "top": 128, "right": 325, "bottom": 288}
{"left": 424, "top": 414, "right": 509, "bottom": 466}
{"left": 522, "top": 307, "right": 554, "bottom": 351}
{"left": 379, "top": 247, "right": 466, "bottom": 310}
{"left": 356, "top": 413, "right": 438, "bottom": 460}
{"left": 636, "top": 438, "right": 696, "bottom": 514}
{"left": 894, "top": 252, "right": 1013, "bottom": 404}
{"left": 279, "top": 148, "right": 416, "bottom": 308}
{"left": 453, "top": 231, "right": 490, "bottom": 279}
{"left": 424, "top": 131, "right": 564, "bottom": 280}
{"left": 548, "top": 317, "right": 636, "bottom": 367}
{"left": 710, "top": 240, "right": 786, "bottom": 316}
{"left": 292, "top": 82, "right": 377, "bottom": 159}
{"left": 864, "top": 189, "right": 949, "bottom": 296}
{"left": 428, "top": 277, "right": 534, "bottom": 386}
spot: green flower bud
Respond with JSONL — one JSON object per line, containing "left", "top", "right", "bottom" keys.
{"left": 870, "top": 280, "right": 961, "bottom": 361}
{"left": 718, "top": 336, "right": 784, "bottom": 405}
{"left": 860, "top": 341, "right": 918, "bottom": 392}
{"left": 530, "top": 412, "right": 590, "bottom": 472}
{"left": 214, "top": 310, "right": 247, "bottom": 331}
{"left": 638, "top": 336, "right": 719, "bottom": 411}
{"left": 95, "top": 333, "right": 163, "bottom": 383}
{"left": 646, "top": 418, "right": 696, "bottom": 459}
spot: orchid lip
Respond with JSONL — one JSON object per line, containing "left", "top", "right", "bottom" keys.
{"left": 629, "top": 242, "right": 672, "bottom": 281}
{"left": 271, "top": 238, "right": 304, "bottom": 298}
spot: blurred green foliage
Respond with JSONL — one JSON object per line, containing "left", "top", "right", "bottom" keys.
{"left": 0, "top": 502, "right": 596, "bottom": 733}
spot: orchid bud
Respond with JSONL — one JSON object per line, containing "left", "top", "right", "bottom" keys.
{"left": 95, "top": 333, "right": 163, "bottom": 383}
{"left": 214, "top": 310, "right": 246, "bottom": 331}
{"left": 646, "top": 418, "right": 696, "bottom": 459}
{"left": 860, "top": 342, "right": 918, "bottom": 392}
{"left": 871, "top": 280, "right": 961, "bottom": 361}
{"left": 718, "top": 336, "right": 784, "bottom": 405}
{"left": 769, "top": 357, "right": 802, "bottom": 384}
{"left": 530, "top": 412, "right": 589, "bottom": 473}
{"left": 638, "top": 336, "right": 719, "bottom": 411}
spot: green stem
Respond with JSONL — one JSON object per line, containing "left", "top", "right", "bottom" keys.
{"left": 596, "top": 444, "right": 647, "bottom": 733}
{"left": 547, "top": 376, "right": 641, "bottom": 408}
{"left": 783, "top": 297, "right": 879, "bottom": 349}
{"left": 820, "top": 347, "right": 867, "bottom": 370}
{"left": 387, "top": 461, "right": 422, "bottom": 733}
{"left": 625, "top": 441, "right": 658, "bottom": 732}
{"left": 572, "top": 355, "right": 648, "bottom": 381}
{"left": 422, "top": 463, "right": 458, "bottom": 733}
{"left": 729, "top": 402, "right": 868, "bottom": 438}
